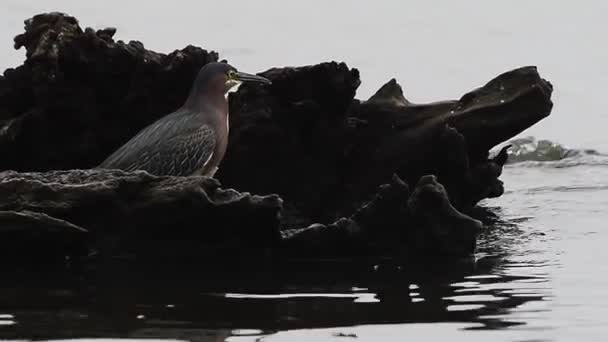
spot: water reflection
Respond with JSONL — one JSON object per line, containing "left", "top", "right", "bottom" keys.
{"left": 0, "top": 207, "right": 550, "bottom": 341}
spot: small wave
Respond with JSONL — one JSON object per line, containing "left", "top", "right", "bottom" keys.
{"left": 494, "top": 137, "right": 608, "bottom": 167}
{"left": 523, "top": 184, "right": 608, "bottom": 194}
{"left": 506, "top": 157, "right": 608, "bottom": 169}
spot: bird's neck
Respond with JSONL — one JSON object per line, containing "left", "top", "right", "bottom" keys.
{"left": 200, "top": 93, "right": 229, "bottom": 173}
{"left": 185, "top": 92, "right": 227, "bottom": 120}
{"left": 203, "top": 92, "right": 228, "bottom": 115}
{"left": 199, "top": 93, "right": 229, "bottom": 141}
{"left": 183, "top": 91, "right": 230, "bottom": 176}
{"left": 185, "top": 82, "right": 227, "bottom": 108}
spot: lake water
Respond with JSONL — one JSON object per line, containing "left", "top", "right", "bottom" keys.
{"left": 1, "top": 1, "right": 607, "bottom": 341}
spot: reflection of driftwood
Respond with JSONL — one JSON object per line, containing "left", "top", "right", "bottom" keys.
{"left": 0, "top": 13, "right": 553, "bottom": 263}
{"left": 0, "top": 257, "right": 542, "bottom": 338}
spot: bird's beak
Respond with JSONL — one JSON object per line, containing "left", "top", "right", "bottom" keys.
{"left": 234, "top": 71, "right": 272, "bottom": 85}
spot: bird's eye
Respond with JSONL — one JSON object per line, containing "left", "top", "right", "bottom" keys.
{"left": 228, "top": 70, "right": 236, "bottom": 79}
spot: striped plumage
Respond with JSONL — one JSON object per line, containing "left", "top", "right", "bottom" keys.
{"left": 98, "top": 108, "right": 218, "bottom": 176}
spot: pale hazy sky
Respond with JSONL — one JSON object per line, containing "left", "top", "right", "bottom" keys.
{"left": 2, "top": 0, "right": 607, "bottom": 150}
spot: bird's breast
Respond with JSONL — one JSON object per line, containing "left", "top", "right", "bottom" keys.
{"left": 215, "top": 112, "right": 229, "bottom": 160}
{"left": 202, "top": 110, "right": 229, "bottom": 175}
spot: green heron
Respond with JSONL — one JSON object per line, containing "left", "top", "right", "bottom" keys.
{"left": 97, "top": 62, "right": 271, "bottom": 177}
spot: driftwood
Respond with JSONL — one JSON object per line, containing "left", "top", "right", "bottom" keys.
{"left": 0, "top": 13, "right": 553, "bottom": 264}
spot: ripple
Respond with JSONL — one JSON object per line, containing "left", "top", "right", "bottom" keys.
{"left": 222, "top": 292, "right": 377, "bottom": 300}
{"left": 447, "top": 304, "right": 486, "bottom": 311}
{"left": 524, "top": 185, "right": 608, "bottom": 194}
{"left": 451, "top": 281, "right": 480, "bottom": 287}
{"left": 231, "top": 329, "right": 264, "bottom": 336}
{"left": 465, "top": 275, "right": 502, "bottom": 280}
{"left": 443, "top": 295, "right": 508, "bottom": 302}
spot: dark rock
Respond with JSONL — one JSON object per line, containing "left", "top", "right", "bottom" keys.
{"left": 0, "top": 12, "right": 555, "bottom": 262}
{"left": 222, "top": 62, "right": 361, "bottom": 228}
{"left": 0, "top": 210, "right": 88, "bottom": 263}
{"left": 280, "top": 174, "right": 479, "bottom": 259}
{"left": 448, "top": 66, "right": 553, "bottom": 161}
{"left": 367, "top": 78, "right": 411, "bottom": 107}
{"left": 0, "top": 169, "right": 282, "bottom": 259}
{"left": 407, "top": 175, "right": 482, "bottom": 257}
{"left": 334, "top": 67, "right": 551, "bottom": 215}
{"left": 223, "top": 64, "right": 551, "bottom": 225}
{"left": 0, "top": 169, "right": 479, "bottom": 261}
{"left": 0, "top": 14, "right": 553, "bottom": 218}
{"left": 492, "top": 144, "right": 511, "bottom": 167}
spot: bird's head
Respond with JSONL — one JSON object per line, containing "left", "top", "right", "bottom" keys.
{"left": 191, "top": 62, "right": 272, "bottom": 97}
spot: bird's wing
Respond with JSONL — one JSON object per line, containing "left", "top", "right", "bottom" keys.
{"left": 131, "top": 124, "right": 217, "bottom": 176}
{"left": 99, "top": 118, "right": 217, "bottom": 177}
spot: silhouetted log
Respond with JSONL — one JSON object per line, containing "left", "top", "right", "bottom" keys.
{"left": 223, "top": 65, "right": 552, "bottom": 224}
{"left": 0, "top": 169, "right": 482, "bottom": 261}
{"left": 280, "top": 174, "right": 481, "bottom": 259}
{"left": 0, "top": 210, "right": 88, "bottom": 263}
{"left": 0, "top": 13, "right": 554, "bottom": 261}
{"left": 0, "top": 169, "right": 282, "bottom": 260}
